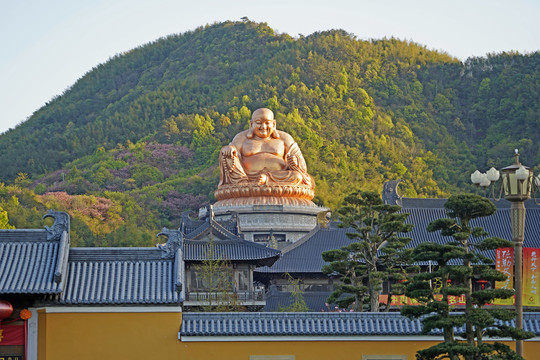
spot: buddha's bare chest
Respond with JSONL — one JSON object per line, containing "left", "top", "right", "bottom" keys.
{"left": 242, "top": 139, "right": 285, "bottom": 157}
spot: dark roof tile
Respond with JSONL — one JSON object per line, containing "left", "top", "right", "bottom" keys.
{"left": 0, "top": 229, "right": 69, "bottom": 294}
{"left": 256, "top": 227, "right": 353, "bottom": 273}
{"left": 57, "top": 248, "right": 182, "bottom": 305}
{"left": 257, "top": 208, "right": 540, "bottom": 273}
{"left": 184, "top": 240, "right": 280, "bottom": 267}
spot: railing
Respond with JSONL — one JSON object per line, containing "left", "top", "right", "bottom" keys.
{"left": 186, "top": 290, "right": 264, "bottom": 302}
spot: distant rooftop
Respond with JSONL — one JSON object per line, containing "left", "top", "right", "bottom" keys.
{"left": 256, "top": 206, "right": 540, "bottom": 274}
{"left": 401, "top": 197, "right": 539, "bottom": 209}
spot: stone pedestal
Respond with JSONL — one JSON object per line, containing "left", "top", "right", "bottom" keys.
{"left": 200, "top": 204, "right": 327, "bottom": 246}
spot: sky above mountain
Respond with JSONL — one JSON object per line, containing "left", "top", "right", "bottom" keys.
{"left": 1, "top": 0, "right": 538, "bottom": 135}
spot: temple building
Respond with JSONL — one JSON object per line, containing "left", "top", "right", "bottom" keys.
{"left": 1, "top": 208, "right": 540, "bottom": 359}
{"left": 177, "top": 209, "right": 280, "bottom": 311}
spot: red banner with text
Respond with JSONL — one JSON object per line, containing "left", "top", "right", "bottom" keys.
{"left": 493, "top": 247, "right": 514, "bottom": 305}
{"left": 0, "top": 324, "right": 25, "bottom": 346}
{"left": 523, "top": 248, "right": 540, "bottom": 307}
{"left": 379, "top": 294, "right": 466, "bottom": 306}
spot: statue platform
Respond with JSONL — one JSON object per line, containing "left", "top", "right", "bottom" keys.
{"left": 214, "top": 183, "right": 315, "bottom": 207}
{"left": 200, "top": 202, "right": 327, "bottom": 246}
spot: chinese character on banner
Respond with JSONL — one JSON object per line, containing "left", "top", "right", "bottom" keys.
{"left": 523, "top": 248, "right": 540, "bottom": 306}
{"left": 494, "top": 247, "right": 515, "bottom": 306}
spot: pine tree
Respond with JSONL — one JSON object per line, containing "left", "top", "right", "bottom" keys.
{"left": 322, "top": 191, "right": 413, "bottom": 312}
{"left": 402, "top": 194, "right": 533, "bottom": 360}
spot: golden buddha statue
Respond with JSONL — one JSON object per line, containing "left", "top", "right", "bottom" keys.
{"left": 215, "top": 108, "right": 315, "bottom": 206}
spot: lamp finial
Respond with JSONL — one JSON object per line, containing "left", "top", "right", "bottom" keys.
{"left": 514, "top": 149, "right": 520, "bottom": 165}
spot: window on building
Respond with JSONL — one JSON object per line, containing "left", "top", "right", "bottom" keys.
{"left": 236, "top": 269, "right": 249, "bottom": 291}
{"left": 253, "top": 233, "right": 286, "bottom": 242}
{"left": 190, "top": 266, "right": 234, "bottom": 291}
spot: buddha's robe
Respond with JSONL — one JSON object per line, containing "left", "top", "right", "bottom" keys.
{"left": 219, "top": 141, "right": 312, "bottom": 188}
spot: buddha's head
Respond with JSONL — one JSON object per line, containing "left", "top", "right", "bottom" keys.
{"left": 247, "top": 108, "right": 279, "bottom": 139}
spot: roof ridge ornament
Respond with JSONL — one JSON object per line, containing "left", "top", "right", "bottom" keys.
{"left": 180, "top": 211, "right": 196, "bottom": 235}
{"left": 43, "top": 210, "right": 70, "bottom": 241}
{"left": 156, "top": 227, "right": 183, "bottom": 259}
{"left": 382, "top": 180, "right": 403, "bottom": 206}
{"left": 208, "top": 216, "right": 244, "bottom": 242}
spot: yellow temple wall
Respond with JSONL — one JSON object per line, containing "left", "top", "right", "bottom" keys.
{"left": 37, "top": 307, "right": 181, "bottom": 359}
{"left": 36, "top": 308, "right": 540, "bottom": 360}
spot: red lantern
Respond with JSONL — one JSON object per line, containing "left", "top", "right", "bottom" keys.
{"left": 477, "top": 279, "right": 489, "bottom": 290}
{"left": 0, "top": 300, "right": 13, "bottom": 321}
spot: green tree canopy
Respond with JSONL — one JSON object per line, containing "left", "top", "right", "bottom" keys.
{"left": 0, "top": 205, "right": 14, "bottom": 229}
{"left": 322, "top": 190, "right": 413, "bottom": 312}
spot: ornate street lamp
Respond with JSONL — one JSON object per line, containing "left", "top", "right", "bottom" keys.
{"left": 471, "top": 149, "right": 540, "bottom": 357}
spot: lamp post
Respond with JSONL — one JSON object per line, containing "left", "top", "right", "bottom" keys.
{"left": 471, "top": 149, "right": 539, "bottom": 357}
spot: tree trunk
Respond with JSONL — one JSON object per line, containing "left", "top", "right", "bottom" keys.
{"left": 442, "top": 271, "right": 459, "bottom": 360}
{"left": 369, "top": 269, "right": 380, "bottom": 312}
{"left": 370, "top": 289, "right": 379, "bottom": 312}
{"left": 464, "top": 250, "right": 475, "bottom": 360}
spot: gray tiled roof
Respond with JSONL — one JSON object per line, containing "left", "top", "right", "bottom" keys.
{"left": 184, "top": 218, "right": 242, "bottom": 241}
{"left": 257, "top": 207, "right": 540, "bottom": 273}
{"left": 180, "top": 312, "right": 540, "bottom": 337}
{"left": 184, "top": 240, "right": 280, "bottom": 267}
{"left": 404, "top": 208, "right": 540, "bottom": 248}
{"left": 0, "top": 229, "right": 69, "bottom": 294}
{"left": 181, "top": 214, "right": 280, "bottom": 267}
{"left": 182, "top": 211, "right": 241, "bottom": 239}
{"left": 56, "top": 247, "right": 182, "bottom": 305}
{"left": 255, "top": 227, "right": 353, "bottom": 273}
{"left": 405, "top": 207, "right": 540, "bottom": 265}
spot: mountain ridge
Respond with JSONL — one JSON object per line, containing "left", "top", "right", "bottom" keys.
{"left": 0, "top": 20, "right": 538, "bottom": 245}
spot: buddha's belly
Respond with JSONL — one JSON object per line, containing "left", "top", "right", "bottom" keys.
{"left": 243, "top": 153, "right": 286, "bottom": 173}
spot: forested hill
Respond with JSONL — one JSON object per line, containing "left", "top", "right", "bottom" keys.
{"left": 0, "top": 21, "right": 538, "bottom": 245}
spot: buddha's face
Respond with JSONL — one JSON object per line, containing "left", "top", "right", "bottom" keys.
{"left": 250, "top": 110, "right": 276, "bottom": 139}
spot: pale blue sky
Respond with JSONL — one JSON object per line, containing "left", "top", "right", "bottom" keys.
{"left": 1, "top": 0, "right": 538, "bottom": 134}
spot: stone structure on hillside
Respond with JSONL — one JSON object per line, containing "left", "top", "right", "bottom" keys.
{"left": 209, "top": 108, "right": 326, "bottom": 245}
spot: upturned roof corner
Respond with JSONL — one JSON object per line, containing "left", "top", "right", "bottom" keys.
{"left": 382, "top": 179, "right": 403, "bottom": 206}
{"left": 43, "top": 210, "right": 70, "bottom": 241}
{"left": 157, "top": 227, "right": 183, "bottom": 259}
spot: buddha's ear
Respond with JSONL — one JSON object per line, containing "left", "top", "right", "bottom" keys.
{"left": 271, "top": 120, "right": 279, "bottom": 138}
{"left": 247, "top": 128, "right": 254, "bottom": 138}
